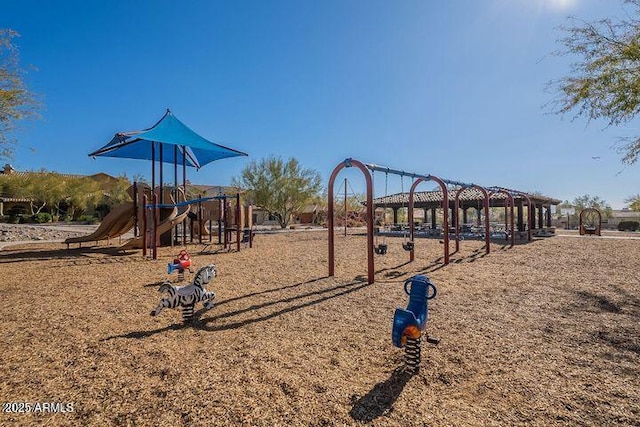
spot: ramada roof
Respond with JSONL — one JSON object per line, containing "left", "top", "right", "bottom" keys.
{"left": 373, "top": 189, "right": 561, "bottom": 209}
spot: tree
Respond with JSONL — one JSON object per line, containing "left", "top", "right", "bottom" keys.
{"left": 573, "top": 194, "right": 613, "bottom": 218}
{"left": 550, "top": 1, "right": 640, "bottom": 164}
{"left": 22, "top": 170, "right": 55, "bottom": 215}
{"left": 63, "top": 176, "right": 102, "bottom": 219}
{"left": 625, "top": 194, "right": 640, "bottom": 210}
{"left": 233, "top": 156, "right": 322, "bottom": 228}
{"left": 0, "top": 29, "right": 40, "bottom": 160}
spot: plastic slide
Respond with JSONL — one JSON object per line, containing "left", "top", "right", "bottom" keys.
{"left": 120, "top": 204, "right": 191, "bottom": 250}
{"left": 65, "top": 202, "right": 135, "bottom": 246}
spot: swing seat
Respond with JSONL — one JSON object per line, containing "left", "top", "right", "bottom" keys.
{"left": 402, "top": 241, "right": 414, "bottom": 251}
{"left": 375, "top": 243, "right": 388, "bottom": 255}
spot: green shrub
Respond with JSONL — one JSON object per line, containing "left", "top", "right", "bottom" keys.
{"left": 617, "top": 221, "right": 639, "bottom": 232}
{"left": 76, "top": 215, "right": 98, "bottom": 224}
{"left": 32, "top": 212, "right": 52, "bottom": 223}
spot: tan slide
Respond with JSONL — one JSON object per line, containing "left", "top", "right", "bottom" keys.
{"left": 120, "top": 204, "right": 190, "bottom": 250}
{"left": 65, "top": 202, "right": 135, "bottom": 246}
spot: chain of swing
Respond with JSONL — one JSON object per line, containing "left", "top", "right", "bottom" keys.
{"left": 373, "top": 170, "right": 414, "bottom": 256}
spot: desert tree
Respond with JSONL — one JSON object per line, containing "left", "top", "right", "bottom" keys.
{"left": 625, "top": 193, "right": 640, "bottom": 210}
{"left": 233, "top": 156, "right": 322, "bottom": 228}
{"left": 62, "top": 176, "right": 102, "bottom": 219}
{"left": 573, "top": 194, "right": 613, "bottom": 218}
{"left": 550, "top": 1, "right": 640, "bottom": 164}
{"left": 0, "top": 29, "right": 40, "bottom": 159}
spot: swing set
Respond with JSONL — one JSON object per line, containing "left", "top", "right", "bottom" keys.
{"left": 579, "top": 208, "right": 602, "bottom": 236}
{"left": 373, "top": 172, "right": 415, "bottom": 254}
{"left": 327, "top": 158, "right": 492, "bottom": 284}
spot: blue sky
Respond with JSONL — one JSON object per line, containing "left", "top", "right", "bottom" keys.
{"left": 3, "top": 0, "right": 638, "bottom": 208}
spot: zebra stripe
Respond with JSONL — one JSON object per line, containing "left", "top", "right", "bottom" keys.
{"left": 151, "top": 264, "right": 217, "bottom": 320}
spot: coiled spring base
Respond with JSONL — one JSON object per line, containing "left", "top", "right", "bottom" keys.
{"left": 405, "top": 337, "right": 422, "bottom": 373}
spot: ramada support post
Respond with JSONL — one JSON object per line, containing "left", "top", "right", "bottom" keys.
{"left": 431, "top": 207, "right": 437, "bottom": 230}
{"left": 521, "top": 194, "right": 533, "bottom": 242}
{"left": 538, "top": 205, "right": 544, "bottom": 229}
{"left": 328, "top": 159, "right": 374, "bottom": 284}
{"left": 517, "top": 199, "right": 524, "bottom": 232}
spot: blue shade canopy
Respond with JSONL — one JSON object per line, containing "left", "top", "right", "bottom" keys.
{"left": 89, "top": 110, "right": 248, "bottom": 169}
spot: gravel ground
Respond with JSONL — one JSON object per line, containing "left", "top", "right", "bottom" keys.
{"left": 0, "top": 231, "right": 638, "bottom": 426}
{"left": 0, "top": 223, "right": 98, "bottom": 243}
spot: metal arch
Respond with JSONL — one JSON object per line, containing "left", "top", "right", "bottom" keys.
{"left": 408, "top": 176, "right": 450, "bottom": 264}
{"left": 488, "top": 188, "right": 515, "bottom": 248}
{"left": 454, "top": 185, "right": 491, "bottom": 254}
{"left": 327, "top": 158, "right": 375, "bottom": 284}
{"left": 579, "top": 207, "right": 602, "bottom": 236}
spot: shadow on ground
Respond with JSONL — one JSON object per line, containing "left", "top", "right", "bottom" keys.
{"left": 349, "top": 368, "right": 414, "bottom": 422}
{"left": 103, "top": 276, "right": 371, "bottom": 340}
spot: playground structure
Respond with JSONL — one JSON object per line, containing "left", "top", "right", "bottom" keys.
{"left": 78, "top": 110, "right": 252, "bottom": 256}
{"left": 392, "top": 275, "right": 439, "bottom": 373}
{"left": 151, "top": 264, "right": 217, "bottom": 323}
{"left": 579, "top": 208, "right": 602, "bottom": 236}
{"left": 140, "top": 190, "right": 254, "bottom": 259}
{"left": 64, "top": 182, "right": 255, "bottom": 258}
{"left": 327, "top": 158, "right": 560, "bottom": 284}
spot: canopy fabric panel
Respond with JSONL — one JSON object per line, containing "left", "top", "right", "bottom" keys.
{"left": 91, "top": 134, "right": 199, "bottom": 166}
{"left": 88, "top": 110, "right": 248, "bottom": 169}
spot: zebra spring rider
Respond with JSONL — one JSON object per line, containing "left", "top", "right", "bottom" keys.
{"left": 392, "top": 275, "right": 439, "bottom": 373}
{"left": 168, "top": 249, "right": 192, "bottom": 282}
{"left": 151, "top": 264, "right": 217, "bottom": 322}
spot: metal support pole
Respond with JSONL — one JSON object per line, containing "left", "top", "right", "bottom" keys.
{"left": 218, "top": 197, "right": 224, "bottom": 245}
{"left": 236, "top": 193, "right": 241, "bottom": 252}
{"left": 182, "top": 147, "right": 187, "bottom": 245}
{"left": 159, "top": 144, "right": 163, "bottom": 205}
{"left": 344, "top": 178, "right": 347, "bottom": 237}
{"left": 133, "top": 181, "right": 138, "bottom": 237}
{"left": 142, "top": 194, "right": 147, "bottom": 257}
{"left": 198, "top": 194, "right": 203, "bottom": 245}
{"left": 152, "top": 193, "right": 158, "bottom": 260}
{"left": 151, "top": 142, "right": 155, "bottom": 202}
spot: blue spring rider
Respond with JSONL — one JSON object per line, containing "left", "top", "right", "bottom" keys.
{"left": 392, "top": 275, "right": 439, "bottom": 372}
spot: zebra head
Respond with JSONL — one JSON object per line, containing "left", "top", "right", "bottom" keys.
{"left": 193, "top": 264, "right": 217, "bottom": 289}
